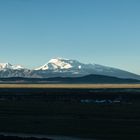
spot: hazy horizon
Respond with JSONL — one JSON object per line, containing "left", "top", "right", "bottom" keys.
{"left": 0, "top": 0, "right": 140, "bottom": 74}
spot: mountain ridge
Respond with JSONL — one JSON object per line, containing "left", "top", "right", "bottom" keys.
{"left": 0, "top": 57, "right": 139, "bottom": 80}
{"left": 0, "top": 63, "right": 24, "bottom": 70}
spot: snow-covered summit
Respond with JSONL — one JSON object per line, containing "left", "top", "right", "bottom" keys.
{"left": 35, "top": 57, "right": 85, "bottom": 70}
{"left": 35, "top": 57, "right": 113, "bottom": 72}
{"left": 0, "top": 63, "right": 24, "bottom": 70}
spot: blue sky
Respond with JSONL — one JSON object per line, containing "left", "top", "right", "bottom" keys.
{"left": 0, "top": 0, "right": 140, "bottom": 74}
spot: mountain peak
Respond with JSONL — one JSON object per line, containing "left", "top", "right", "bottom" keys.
{"left": 0, "top": 63, "right": 24, "bottom": 70}
{"left": 36, "top": 57, "right": 74, "bottom": 70}
{"left": 0, "top": 63, "right": 12, "bottom": 69}
{"left": 48, "top": 57, "right": 70, "bottom": 63}
{"left": 35, "top": 57, "right": 100, "bottom": 71}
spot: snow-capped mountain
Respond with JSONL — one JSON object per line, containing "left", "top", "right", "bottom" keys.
{"left": 0, "top": 63, "right": 34, "bottom": 78}
{"left": 0, "top": 58, "right": 139, "bottom": 80}
{"left": 0, "top": 63, "right": 24, "bottom": 70}
{"left": 35, "top": 58, "right": 140, "bottom": 80}
{"left": 35, "top": 58, "right": 85, "bottom": 70}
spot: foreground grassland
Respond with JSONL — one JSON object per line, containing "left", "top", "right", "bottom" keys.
{"left": 0, "top": 99, "right": 140, "bottom": 140}
{"left": 0, "top": 84, "right": 140, "bottom": 88}
{"left": 0, "top": 87, "right": 140, "bottom": 139}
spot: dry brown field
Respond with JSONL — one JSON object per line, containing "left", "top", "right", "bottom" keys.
{"left": 0, "top": 84, "right": 140, "bottom": 88}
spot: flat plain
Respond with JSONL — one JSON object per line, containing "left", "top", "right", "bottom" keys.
{"left": 0, "top": 84, "right": 140, "bottom": 140}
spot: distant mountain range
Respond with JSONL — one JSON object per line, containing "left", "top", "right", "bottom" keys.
{"left": 0, "top": 58, "right": 140, "bottom": 82}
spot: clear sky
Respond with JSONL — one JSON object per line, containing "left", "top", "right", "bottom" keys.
{"left": 0, "top": 0, "right": 140, "bottom": 74}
